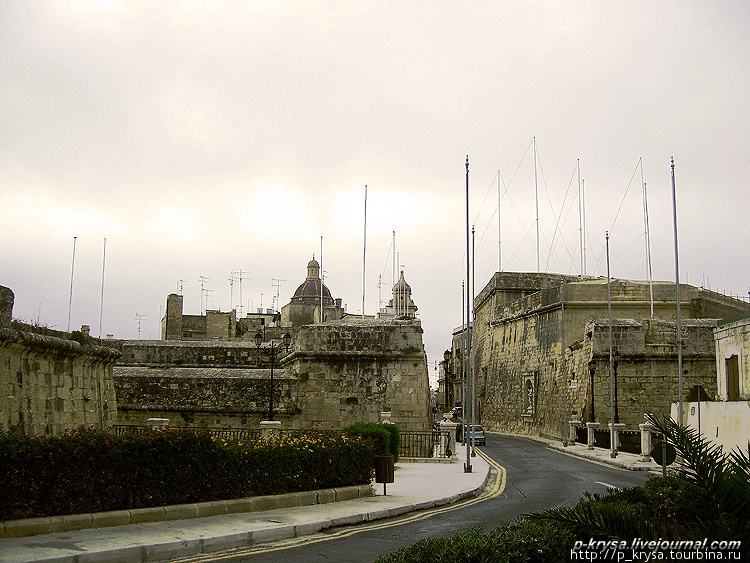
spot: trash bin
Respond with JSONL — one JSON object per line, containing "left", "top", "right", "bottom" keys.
{"left": 374, "top": 455, "right": 394, "bottom": 494}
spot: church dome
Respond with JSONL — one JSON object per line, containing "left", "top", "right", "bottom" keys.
{"left": 291, "top": 255, "right": 334, "bottom": 304}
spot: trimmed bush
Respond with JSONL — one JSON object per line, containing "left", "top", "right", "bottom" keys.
{"left": 343, "top": 422, "right": 399, "bottom": 462}
{"left": 0, "top": 427, "right": 373, "bottom": 520}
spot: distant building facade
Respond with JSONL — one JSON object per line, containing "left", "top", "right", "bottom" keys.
{"left": 449, "top": 272, "right": 750, "bottom": 439}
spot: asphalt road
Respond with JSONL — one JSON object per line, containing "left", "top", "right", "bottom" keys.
{"left": 176, "top": 434, "right": 652, "bottom": 563}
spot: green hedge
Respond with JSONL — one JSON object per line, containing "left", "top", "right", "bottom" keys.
{"left": 0, "top": 428, "right": 374, "bottom": 521}
{"left": 343, "top": 422, "right": 400, "bottom": 462}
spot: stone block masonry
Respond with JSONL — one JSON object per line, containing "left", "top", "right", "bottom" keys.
{"left": 0, "top": 286, "right": 120, "bottom": 436}
{"left": 288, "top": 318, "right": 431, "bottom": 431}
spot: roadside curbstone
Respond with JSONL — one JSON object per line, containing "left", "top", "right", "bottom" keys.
{"left": 249, "top": 524, "right": 296, "bottom": 545}
{"left": 143, "top": 539, "right": 202, "bottom": 563}
{"left": 201, "top": 531, "right": 250, "bottom": 553}
{"left": 130, "top": 506, "right": 166, "bottom": 524}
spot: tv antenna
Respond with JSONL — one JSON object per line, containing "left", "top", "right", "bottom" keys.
{"left": 135, "top": 313, "right": 148, "bottom": 339}
{"left": 199, "top": 276, "right": 211, "bottom": 314}
{"left": 231, "top": 270, "right": 250, "bottom": 317}
{"left": 177, "top": 279, "right": 186, "bottom": 295}
{"left": 271, "top": 278, "right": 286, "bottom": 312}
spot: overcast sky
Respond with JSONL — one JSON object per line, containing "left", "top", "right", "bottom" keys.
{"left": 2, "top": 1, "right": 749, "bottom": 381}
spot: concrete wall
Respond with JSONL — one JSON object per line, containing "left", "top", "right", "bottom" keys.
{"left": 714, "top": 314, "right": 750, "bottom": 400}
{"left": 671, "top": 400, "right": 750, "bottom": 456}
{"left": 0, "top": 286, "right": 121, "bottom": 436}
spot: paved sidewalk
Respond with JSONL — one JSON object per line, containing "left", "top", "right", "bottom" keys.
{"left": 498, "top": 432, "right": 663, "bottom": 472}
{"left": 0, "top": 450, "right": 491, "bottom": 563}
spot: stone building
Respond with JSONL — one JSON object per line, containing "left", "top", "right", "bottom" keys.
{"left": 450, "top": 272, "right": 750, "bottom": 439}
{"left": 116, "top": 257, "right": 430, "bottom": 431}
{"left": 0, "top": 285, "right": 120, "bottom": 436}
{"left": 161, "top": 293, "right": 238, "bottom": 341}
{"left": 280, "top": 256, "right": 344, "bottom": 328}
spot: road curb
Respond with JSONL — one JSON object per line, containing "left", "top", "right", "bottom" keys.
{"left": 0, "top": 484, "right": 374, "bottom": 539}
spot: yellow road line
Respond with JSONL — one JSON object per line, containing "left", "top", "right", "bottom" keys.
{"left": 178, "top": 454, "right": 506, "bottom": 562}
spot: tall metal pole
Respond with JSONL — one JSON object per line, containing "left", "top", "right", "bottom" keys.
{"left": 641, "top": 159, "right": 655, "bottom": 318}
{"left": 98, "top": 238, "right": 106, "bottom": 339}
{"left": 577, "top": 160, "right": 583, "bottom": 279}
{"left": 534, "top": 138, "right": 540, "bottom": 272}
{"left": 464, "top": 156, "right": 472, "bottom": 472}
{"left": 561, "top": 282, "right": 568, "bottom": 444}
{"left": 606, "top": 232, "right": 616, "bottom": 458}
{"left": 498, "top": 170, "right": 502, "bottom": 272}
{"left": 67, "top": 236, "right": 77, "bottom": 332}
{"left": 582, "top": 179, "right": 587, "bottom": 276}
{"left": 671, "top": 157, "right": 684, "bottom": 424}
{"left": 471, "top": 224, "right": 476, "bottom": 457}
{"left": 362, "top": 185, "right": 367, "bottom": 319}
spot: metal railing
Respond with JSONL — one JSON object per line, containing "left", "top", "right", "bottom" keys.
{"left": 399, "top": 430, "right": 451, "bottom": 459}
{"left": 111, "top": 425, "right": 262, "bottom": 442}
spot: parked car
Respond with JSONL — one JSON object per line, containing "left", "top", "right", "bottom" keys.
{"left": 466, "top": 425, "right": 486, "bottom": 446}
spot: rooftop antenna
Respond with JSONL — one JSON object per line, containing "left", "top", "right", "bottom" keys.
{"left": 378, "top": 274, "right": 383, "bottom": 310}
{"left": 272, "top": 278, "right": 286, "bottom": 313}
{"left": 199, "top": 276, "right": 211, "bottom": 315}
{"left": 135, "top": 313, "right": 148, "bottom": 339}
{"left": 177, "top": 279, "right": 185, "bottom": 296}
{"left": 231, "top": 270, "right": 249, "bottom": 317}
{"left": 320, "top": 236, "right": 324, "bottom": 322}
{"left": 98, "top": 238, "right": 106, "bottom": 339}
{"left": 67, "top": 236, "right": 77, "bottom": 332}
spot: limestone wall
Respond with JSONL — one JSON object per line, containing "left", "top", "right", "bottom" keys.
{"left": 0, "top": 286, "right": 120, "bottom": 436}
{"left": 287, "top": 318, "right": 431, "bottom": 430}
{"left": 115, "top": 366, "right": 294, "bottom": 428}
{"left": 578, "top": 319, "right": 718, "bottom": 429}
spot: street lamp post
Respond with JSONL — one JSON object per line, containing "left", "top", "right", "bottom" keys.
{"left": 254, "top": 331, "right": 292, "bottom": 421}
{"left": 588, "top": 359, "right": 597, "bottom": 423}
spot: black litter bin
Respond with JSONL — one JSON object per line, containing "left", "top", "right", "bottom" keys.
{"left": 374, "top": 455, "right": 394, "bottom": 494}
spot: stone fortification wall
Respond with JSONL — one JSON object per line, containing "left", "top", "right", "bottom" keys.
{"left": 115, "top": 366, "right": 293, "bottom": 428}
{"left": 119, "top": 340, "right": 262, "bottom": 367}
{"left": 288, "top": 318, "right": 431, "bottom": 430}
{"left": 0, "top": 286, "right": 120, "bottom": 436}
{"left": 115, "top": 319, "right": 430, "bottom": 431}
{"left": 572, "top": 319, "right": 718, "bottom": 429}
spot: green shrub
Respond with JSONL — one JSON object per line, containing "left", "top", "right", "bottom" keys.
{"left": 379, "top": 423, "right": 400, "bottom": 463}
{"left": 344, "top": 422, "right": 399, "bottom": 461}
{"left": 375, "top": 520, "right": 573, "bottom": 563}
{"left": 0, "top": 427, "right": 373, "bottom": 520}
